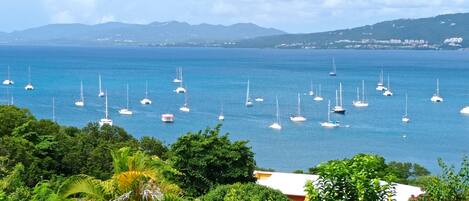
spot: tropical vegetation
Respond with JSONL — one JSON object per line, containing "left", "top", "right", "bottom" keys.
{"left": 1, "top": 105, "right": 469, "bottom": 200}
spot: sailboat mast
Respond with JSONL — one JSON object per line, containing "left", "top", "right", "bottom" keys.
{"left": 105, "top": 91, "right": 109, "bottom": 119}
{"left": 339, "top": 82, "right": 343, "bottom": 106}
{"left": 327, "top": 100, "right": 331, "bottom": 122}
{"left": 297, "top": 93, "right": 301, "bottom": 115}
{"left": 436, "top": 78, "right": 440, "bottom": 96}
{"left": 362, "top": 80, "right": 365, "bottom": 102}
{"left": 387, "top": 75, "right": 391, "bottom": 90}
{"left": 145, "top": 81, "right": 148, "bottom": 98}
{"left": 126, "top": 84, "right": 130, "bottom": 109}
{"left": 180, "top": 68, "right": 184, "bottom": 87}
{"left": 405, "top": 93, "right": 408, "bottom": 116}
{"left": 80, "top": 81, "right": 84, "bottom": 102}
{"left": 28, "top": 66, "right": 31, "bottom": 83}
{"left": 7, "top": 65, "right": 10, "bottom": 80}
{"left": 275, "top": 96, "right": 280, "bottom": 124}
{"left": 335, "top": 90, "right": 339, "bottom": 107}
{"left": 380, "top": 69, "right": 384, "bottom": 84}
{"left": 246, "top": 80, "right": 250, "bottom": 103}
{"left": 52, "top": 97, "right": 55, "bottom": 122}
{"left": 99, "top": 74, "right": 102, "bottom": 93}
{"left": 319, "top": 84, "right": 322, "bottom": 96}
{"left": 220, "top": 103, "right": 224, "bottom": 116}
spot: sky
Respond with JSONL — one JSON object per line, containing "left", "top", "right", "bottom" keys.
{"left": 1, "top": 0, "right": 469, "bottom": 33}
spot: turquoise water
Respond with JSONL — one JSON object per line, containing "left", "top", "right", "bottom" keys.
{"left": 1, "top": 46, "right": 469, "bottom": 172}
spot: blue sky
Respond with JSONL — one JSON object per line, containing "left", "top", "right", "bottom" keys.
{"left": 1, "top": 0, "right": 469, "bottom": 33}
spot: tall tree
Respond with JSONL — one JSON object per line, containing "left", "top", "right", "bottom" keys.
{"left": 169, "top": 125, "right": 256, "bottom": 197}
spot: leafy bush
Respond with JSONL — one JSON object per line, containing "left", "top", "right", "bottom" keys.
{"left": 199, "top": 183, "right": 289, "bottom": 201}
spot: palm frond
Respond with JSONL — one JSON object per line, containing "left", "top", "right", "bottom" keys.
{"left": 58, "top": 174, "right": 108, "bottom": 200}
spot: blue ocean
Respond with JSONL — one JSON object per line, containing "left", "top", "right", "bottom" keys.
{"left": 1, "top": 46, "right": 469, "bottom": 173}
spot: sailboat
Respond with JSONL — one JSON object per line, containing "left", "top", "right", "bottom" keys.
{"left": 430, "top": 78, "right": 443, "bottom": 102}
{"left": 161, "top": 113, "right": 175, "bottom": 123}
{"left": 402, "top": 93, "right": 410, "bottom": 123}
{"left": 376, "top": 69, "right": 387, "bottom": 91}
{"left": 245, "top": 80, "right": 253, "bottom": 107}
{"left": 460, "top": 106, "right": 469, "bottom": 114}
{"left": 74, "top": 81, "right": 85, "bottom": 107}
{"left": 353, "top": 80, "right": 369, "bottom": 107}
{"left": 308, "top": 81, "right": 314, "bottom": 96}
{"left": 179, "top": 91, "right": 190, "bottom": 112}
{"left": 321, "top": 100, "right": 340, "bottom": 128}
{"left": 99, "top": 91, "right": 113, "bottom": 126}
{"left": 218, "top": 103, "right": 225, "bottom": 121}
{"left": 173, "top": 67, "right": 182, "bottom": 83}
{"left": 52, "top": 97, "right": 56, "bottom": 122}
{"left": 290, "top": 93, "right": 307, "bottom": 122}
{"left": 24, "top": 66, "right": 34, "bottom": 90}
{"left": 140, "top": 81, "right": 152, "bottom": 105}
{"left": 332, "top": 83, "right": 346, "bottom": 114}
{"left": 269, "top": 96, "right": 282, "bottom": 130}
{"left": 329, "top": 58, "right": 337, "bottom": 76}
{"left": 3, "top": 66, "right": 14, "bottom": 85}
{"left": 383, "top": 75, "right": 393, "bottom": 96}
{"left": 175, "top": 68, "right": 186, "bottom": 93}
{"left": 314, "top": 84, "right": 324, "bottom": 102}
{"left": 119, "top": 84, "right": 133, "bottom": 115}
{"left": 98, "top": 74, "right": 105, "bottom": 97}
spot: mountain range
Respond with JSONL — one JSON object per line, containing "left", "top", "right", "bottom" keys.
{"left": 0, "top": 21, "right": 285, "bottom": 46}
{"left": 232, "top": 13, "right": 469, "bottom": 50}
{"left": 0, "top": 12, "right": 468, "bottom": 50}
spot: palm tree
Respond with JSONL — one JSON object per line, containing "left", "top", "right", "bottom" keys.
{"left": 59, "top": 147, "right": 181, "bottom": 201}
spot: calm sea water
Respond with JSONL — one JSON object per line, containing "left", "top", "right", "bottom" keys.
{"left": 1, "top": 46, "right": 469, "bottom": 173}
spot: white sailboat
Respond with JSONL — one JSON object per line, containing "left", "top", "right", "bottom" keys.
{"left": 74, "top": 81, "right": 85, "bottom": 107}
{"left": 99, "top": 91, "right": 113, "bottom": 126}
{"left": 321, "top": 100, "right": 340, "bottom": 128}
{"left": 24, "top": 66, "right": 34, "bottom": 90}
{"left": 290, "top": 93, "right": 307, "bottom": 122}
{"left": 353, "top": 80, "right": 369, "bottom": 107}
{"left": 173, "top": 67, "right": 182, "bottom": 83}
{"left": 269, "top": 96, "right": 282, "bottom": 130}
{"left": 255, "top": 97, "right": 264, "bottom": 102}
{"left": 119, "top": 84, "right": 133, "bottom": 115}
{"left": 98, "top": 74, "right": 105, "bottom": 97}
{"left": 175, "top": 68, "right": 186, "bottom": 93}
{"left": 402, "top": 93, "right": 410, "bottom": 123}
{"left": 383, "top": 75, "right": 393, "bottom": 96}
{"left": 376, "top": 69, "right": 387, "bottom": 91}
{"left": 308, "top": 81, "right": 314, "bottom": 96}
{"left": 329, "top": 58, "right": 337, "bottom": 76}
{"left": 3, "top": 66, "right": 14, "bottom": 85}
{"left": 218, "top": 103, "right": 225, "bottom": 121}
{"left": 179, "top": 91, "right": 190, "bottom": 112}
{"left": 460, "top": 106, "right": 469, "bottom": 114}
{"left": 430, "top": 78, "right": 443, "bottom": 102}
{"left": 140, "top": 81, "right": 152, "bottom": 105}
{"left": 314, "top": 84, "right": 324, "bottom": 102}
{"left": 333, "top": 83, "right": 346, "bottom": 114}
{"left": 245, "top": 80, "right": 253, "bottom": 107}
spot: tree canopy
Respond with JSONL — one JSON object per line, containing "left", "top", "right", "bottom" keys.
{"left": 169, "top": 125, "right": 256, "bottom": 197}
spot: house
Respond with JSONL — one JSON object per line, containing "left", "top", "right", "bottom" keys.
{"left": 255, "top": 171, "right": 423, "bottom": 201}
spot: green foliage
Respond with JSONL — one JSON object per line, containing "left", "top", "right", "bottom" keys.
{"left": 31, "top": 181, "right": 63, "bottom": 201}
{"left": 387, "top": 161, "right": 430, "bottom": 184}
{"left": 416, "top": 156, "right": 469, "bottom": 201}
{"left": 140, "top": 136, "right": 169, "bottom": 159}
{"left": 305, "top": 154, "right": 395, "bottom": 201}
{"left": 59, "top": 147, "right": 182, "bottom": 201}
{"left": 169, "top": 125, "right": 256, "bottom": 197}
{"left": 0, "top": 106, "right": 35, "bottom": 137}
{"left": 199, "top": 183, "right": 289, "bottom": 201}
